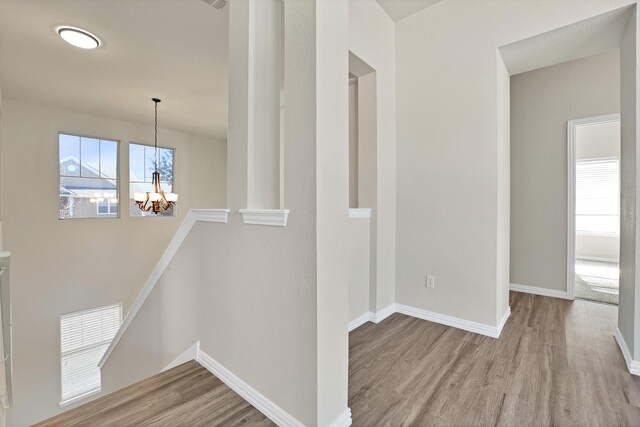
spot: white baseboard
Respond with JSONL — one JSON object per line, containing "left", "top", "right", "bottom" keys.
{"left": 497, "top": 306, "right": 511, "bottom": 336}
{"left": 371, "top": 303, "right": 396, "bottom": 323}
{"left": 163, "top": 341, "right": 200, "bottom": 372}
{"left": 510, "top": 283, "right": 570, "bottom": 300}
{"left": 348, "top": 312, "right": 371, "bottom": 332}
{"left": 197, "top": 349, "right": 305, "bottom": 427}
{"left": 161, "top": 343, "right": 351, "bottom": 426}
{"left": 348, "top": 304, "right": 397, "bottom": 332}
{"left": 350, "top": 303, "right": 509, "bottom": 339}
{"left": 328, "top": 408, "right": 352, "bottom": 427}
{"left": 614, "top": 328, "right": 640, "bottom": 376}
{"left": 395, "top": 304, "right": 505, "bottom": 338}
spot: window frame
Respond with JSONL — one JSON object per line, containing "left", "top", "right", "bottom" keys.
{"left": 128, "top": 141, "right": 177, "bottom": 218}
{"left": 59, "top": 303, "right": 123, "bottom": 408}
{"left": 58, "top": 132, "right": 121, "bottom": 221}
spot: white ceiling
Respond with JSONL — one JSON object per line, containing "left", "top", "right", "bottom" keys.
{"left": 0, "top": 0, "right": 229, "bottom": 140}
{"left": 375, "top": 0, "right": 444, "bottom": 22}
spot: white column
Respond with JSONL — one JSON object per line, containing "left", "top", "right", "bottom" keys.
{"left": 228, "top": 0, "right": 282, "bottom": 211}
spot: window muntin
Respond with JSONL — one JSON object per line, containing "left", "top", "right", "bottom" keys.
{"left": 129, "top": 142, "right": 175, "bottom": 217}
{"left": 576, "top": 158, "right": 619, "bottom": 235}
{"left": 59, "top": 133, "right": 119, "bottom": 219}
{"left": 60, "top": 304, "right": 122, "bottom": 405}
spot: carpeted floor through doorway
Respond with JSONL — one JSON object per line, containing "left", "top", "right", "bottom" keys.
{"left": 575, "top": 259, "right": 618, "bottom": 305}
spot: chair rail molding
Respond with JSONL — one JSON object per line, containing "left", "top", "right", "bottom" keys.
{"left": 239, "top": 209, "right": 290, "bottom": 227}
{"left": 98, "top": 209, "right": 230, "bottom": 368}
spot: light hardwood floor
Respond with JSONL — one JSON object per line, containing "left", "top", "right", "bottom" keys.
{"left": 35, "top": 361, "right": 274, "bottom": 427}
{"left": 38, "top": 291, "right": 640, "bottom": 426}
{"left": 349, "top": 291, "right": 640, "bottom": 426}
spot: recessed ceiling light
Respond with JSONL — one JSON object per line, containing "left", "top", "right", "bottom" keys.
{"left": 57, "top": 27, "right": 100, "bottom": 49}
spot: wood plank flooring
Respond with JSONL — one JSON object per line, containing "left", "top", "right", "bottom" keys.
{"left": 349, "top": 291, "right": 640, "bottom": 426}
{"left": 38, "top": 291, "right": 640, "bottom": 426}
{"left": 35, "top": 361, "right": 274, "bottom": 427}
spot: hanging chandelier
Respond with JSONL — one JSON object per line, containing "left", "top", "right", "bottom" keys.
{"left": 134, "top": 98, "right": 178, "bottom": 214}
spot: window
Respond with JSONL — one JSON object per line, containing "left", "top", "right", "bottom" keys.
{"left": 60, "top": 304, "right": 122, "bottom": 406}
{"left": 576, "top": 158, "right": 619, "bottom": 235}
{"left": 59, "top": 133, "right": 119, "bottom": 219}
{"left": 96, "top": 199, "right": 118, "bottom": 215}
{"left": 129, "top": 142, "right": 175, "bottom": 217}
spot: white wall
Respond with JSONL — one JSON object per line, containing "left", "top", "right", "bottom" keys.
{"left": 396, "top": 0, "right": 634, "bottom": 327}
{"left": 619, "top": 7, "right": 639, "bottom": 362}
{"left": 510, "top": 49, "right": 620, "bottom": 291}
{"left": 349, "top": 0, "right": 397, "bottom": 313}
{"left": 102, "top": 1, "right": 352, "bottom": 425}
{"left": 349, "top": 79, "right": 359, "bottom": 208}
{"left": 315, "top": 0, "right": 351, "bottom": 424}
{"left": 496, "top": 55, "right": 510, "bottom": 325}
{"left": 0, "top": 98, "right": 226, "bottom": 426}
{"left": 356, "top": 73, "right": 378, "bottom": 210}
{"left": 576, "top": 120, "right": 621, "bottom": 159}
{"left": 0, "top": 78, "right": 3, "bottom": 251}
{"left": 349, "top": 219, "right": 370, "bottom": 322}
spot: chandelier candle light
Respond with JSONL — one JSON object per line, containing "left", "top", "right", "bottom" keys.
{"left": 134, "top": 98, "right": 178, "bottom": 214}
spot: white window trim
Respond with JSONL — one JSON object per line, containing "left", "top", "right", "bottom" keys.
{"left": 59, "top": 387, "right": 101, "bottom": 408}
{"left": 576, "top": 230, "right": 620, "bottom": 238}
{"left": 567, "top": 113, "right": 621, "bottom": 301}
{"left": 58, "top": 132, "right": 121, "bottom": 220}
{"left": 59, "top": 303, "right": 122, "bottom": 406}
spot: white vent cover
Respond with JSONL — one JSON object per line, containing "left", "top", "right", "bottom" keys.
{"left": 201, "top": 0, "right": 227, "bottom": 9}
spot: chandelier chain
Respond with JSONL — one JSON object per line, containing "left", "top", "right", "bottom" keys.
{"left": 154, "top": 99, "right": 159, "bottom": 171}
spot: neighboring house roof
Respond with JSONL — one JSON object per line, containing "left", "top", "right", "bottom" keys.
{"left": 59, "top": 157, "right": 117, "bottom": 197}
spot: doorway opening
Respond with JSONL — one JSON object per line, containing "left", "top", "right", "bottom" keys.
{"left": 568, "top": 114, "right": 621, "bottom": 305}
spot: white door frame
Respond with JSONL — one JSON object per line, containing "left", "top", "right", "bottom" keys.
{"left": 566, "top": 113, "right": 621, "bottom": 300}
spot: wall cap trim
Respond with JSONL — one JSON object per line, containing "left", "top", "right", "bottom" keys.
{"left": 191, "top": 209, "right": 230, "bottom": 223}
{"left": 509, "top": 283, "right": 571, "bottom": 300}
{"left": 239, "top": 209, "right": 290, "bottom": 227}
{"left": 614, "top": 327, "right": 640, "bottom": 376}
{"left": 99, "top": 209, "right": 229, "bottom": 368}
{"left": 348, "top": 208, "right": 372, "bottom": 219}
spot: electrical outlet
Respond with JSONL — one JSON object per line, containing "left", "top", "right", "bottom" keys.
{"left": 426, "top": 275, "right": 435, "bottom": 289}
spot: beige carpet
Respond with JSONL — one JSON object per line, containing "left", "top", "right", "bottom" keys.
{"left": 575, "top": 259, "right": 618, "bottom": 305}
